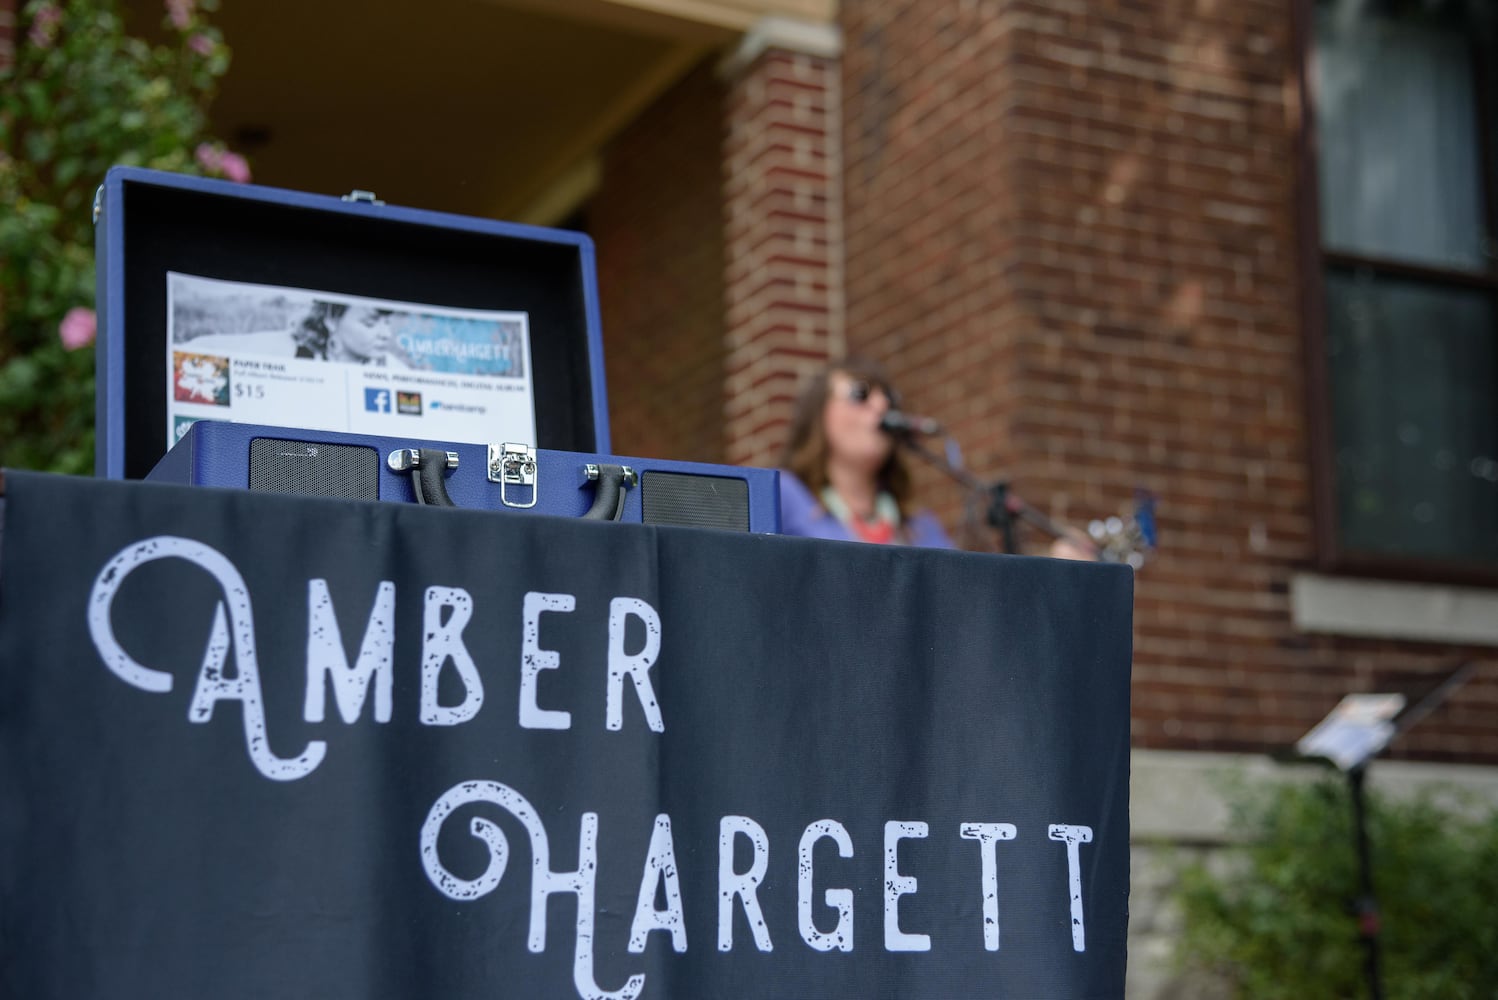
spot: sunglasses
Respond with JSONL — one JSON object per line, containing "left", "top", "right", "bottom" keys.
{"left": 840, "top": 379, "right": 899, "bottom": 407}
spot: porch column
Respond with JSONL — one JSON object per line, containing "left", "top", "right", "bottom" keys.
{"left": 720, "top": 15, "right": 844, "bottom": 467}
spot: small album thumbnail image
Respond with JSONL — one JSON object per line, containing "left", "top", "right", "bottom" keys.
{"left": 173, "top": 351, "right": 231, "bottom": 406}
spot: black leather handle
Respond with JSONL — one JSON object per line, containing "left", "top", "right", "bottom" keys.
{"left": 411, "top": 449, "right": 457, "bottom": 508}
{"left": 582, "top": 464, "right": 630, "bottom": 521}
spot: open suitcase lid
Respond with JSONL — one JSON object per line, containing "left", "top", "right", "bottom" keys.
{"left": 94, "top": 166, "right": 610, "bottom": 479}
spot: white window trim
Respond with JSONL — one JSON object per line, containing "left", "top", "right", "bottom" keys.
{"left": 1291, "top": 572, "right": 1498, "bottom": 646}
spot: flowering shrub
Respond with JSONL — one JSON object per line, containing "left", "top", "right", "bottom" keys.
{"left": 0, "top": 0, "right": 245, "bottom": 474}
{"left": 1175, "top": 777, "right": 1498, "bottom": 998}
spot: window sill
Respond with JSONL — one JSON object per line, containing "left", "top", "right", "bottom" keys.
{"left": 1291, "top": 572, "right": 1498, "bottom": 646}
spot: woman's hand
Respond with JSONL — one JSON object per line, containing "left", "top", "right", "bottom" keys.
{"left": 1047, "top": 529, "right": 1098, "bottom": 562}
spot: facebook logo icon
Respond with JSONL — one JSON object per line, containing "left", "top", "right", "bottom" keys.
{"left": 364, "top": 388, "right": 391, "bottom": 414}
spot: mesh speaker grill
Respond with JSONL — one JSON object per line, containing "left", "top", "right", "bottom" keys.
{"left": 640, "top": 471, "right": 750, "bottom": 531}
{"left": 248, "top": 438, "right": 381, "bottom": 501}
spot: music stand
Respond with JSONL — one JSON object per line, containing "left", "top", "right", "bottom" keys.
{"left": 1294, "top": 661, "right": 1478, "bottom": 1000}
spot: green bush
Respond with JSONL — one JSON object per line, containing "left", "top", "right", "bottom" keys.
{"left": 1176, "top": 775, "right": 1498, "bottom": 999}
{"left": 0, "top": 0, "right": 240, "bottom": 474}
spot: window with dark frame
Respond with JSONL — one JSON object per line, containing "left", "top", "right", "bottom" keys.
{"left": 1307, "top": 0, "right": 1498, "bottom": 582}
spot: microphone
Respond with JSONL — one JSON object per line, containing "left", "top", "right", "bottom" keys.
{"left": 879, "top": 410, "right": 944, "bottom": 437}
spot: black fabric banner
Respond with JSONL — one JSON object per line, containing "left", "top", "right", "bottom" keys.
{"left": 0, "top": 471, "right": 1133, "bottom": 999}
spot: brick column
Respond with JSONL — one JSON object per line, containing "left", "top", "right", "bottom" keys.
{"left": 720, "top": 17, "right": 844, "bottom": 468}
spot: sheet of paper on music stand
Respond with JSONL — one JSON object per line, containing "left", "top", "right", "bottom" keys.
{"left": 1296, "top": 693, "right": 1406, "bottom": 771}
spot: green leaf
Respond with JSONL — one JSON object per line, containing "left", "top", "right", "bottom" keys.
{"left": 2, "top": 0, "right": 239, "bottom": 473}
{"left": 1174, "top": 779, "right": 1498, "bottom": 998}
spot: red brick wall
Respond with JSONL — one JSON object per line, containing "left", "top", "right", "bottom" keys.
{"left": 591, "top": 60, "right": 731, "bottom": 464}
{"left": 593, "top": 45, "right": 844, "bottom": 472}
{"left": 838, "top": 0, "right": 1498, "bottom": 761}
{"left": 840, "top": 0, "right": 1030, "bottom": 550}
{"left": 722, "top": 46, "right": 843, "bottom": 467}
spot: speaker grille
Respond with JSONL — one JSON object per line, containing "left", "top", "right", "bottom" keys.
{"left": 248, "top": 438, "right": 380, "bottom": 501}
{"left": 640, "top": 471, "right": 750, "bottom": 531}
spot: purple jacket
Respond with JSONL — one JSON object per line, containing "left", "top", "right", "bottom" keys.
{"left": 778, "top": 472, "right": 955, "bottom": 548}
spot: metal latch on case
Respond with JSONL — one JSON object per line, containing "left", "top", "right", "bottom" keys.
{"left": 489, "top": 442, "right": 538, "bottom": 508}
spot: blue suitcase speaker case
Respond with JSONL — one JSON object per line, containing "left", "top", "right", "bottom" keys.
{"left": 149, "top": 422, "right": 780, "bottom": 534}
{"left": 95, "top": 166, "right": 610, "bottom": 479}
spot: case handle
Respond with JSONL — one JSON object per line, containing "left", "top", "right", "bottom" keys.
{"left": 582, "top": 464, "right": 635, "bottom": 522}
{"left": 387, "top": 449, "right": 459, "bottom": 507}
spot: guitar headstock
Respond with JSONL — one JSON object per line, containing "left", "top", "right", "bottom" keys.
{"left": 1086, "top": 490, "right": 1157, "bottom": 569}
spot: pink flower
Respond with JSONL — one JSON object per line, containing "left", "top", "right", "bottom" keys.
{"left": 194, "top": 143, "right": 252, "bottom": 184}
{"left": 28, "top": 4, "right": 62, "bottom": 48}
{"left": 58, "top": 307, "right": 97, "bottom": 351}
{"left": 188, "top": 33, "right": 214, "bottom": 56}
{"left": 219, "top": 151, "right": 251, "bottom": 184}
{"left": 194, "top": 142, "right": 222, "bottom": 172}
{"left": 165, "top": 0, "right": 194, "bottom": 30}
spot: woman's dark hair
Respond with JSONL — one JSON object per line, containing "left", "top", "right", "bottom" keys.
{"left": 293, "top": 301, "right": 347, "bottom": 358}
{"left": 780, "top": 358, "right": 914, "bottom": 519}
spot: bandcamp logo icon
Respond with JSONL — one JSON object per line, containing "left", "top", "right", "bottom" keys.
{"left": 364, "top": 388, "right": 391, "bottom": 414}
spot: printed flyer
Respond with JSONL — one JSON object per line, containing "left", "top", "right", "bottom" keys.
{"left": 166, "top": 272, "right": 535, "bottom": 449}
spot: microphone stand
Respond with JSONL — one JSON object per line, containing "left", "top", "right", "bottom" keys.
{"left": 891, "top": 433, "right": 1071, "bottom": 556}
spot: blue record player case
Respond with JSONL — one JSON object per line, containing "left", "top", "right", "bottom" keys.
{"left": 149, "top": 422, "right": 781, "bottom": 534}
{"left": 94, "top": 166, "right": 611, "bottom": 479}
